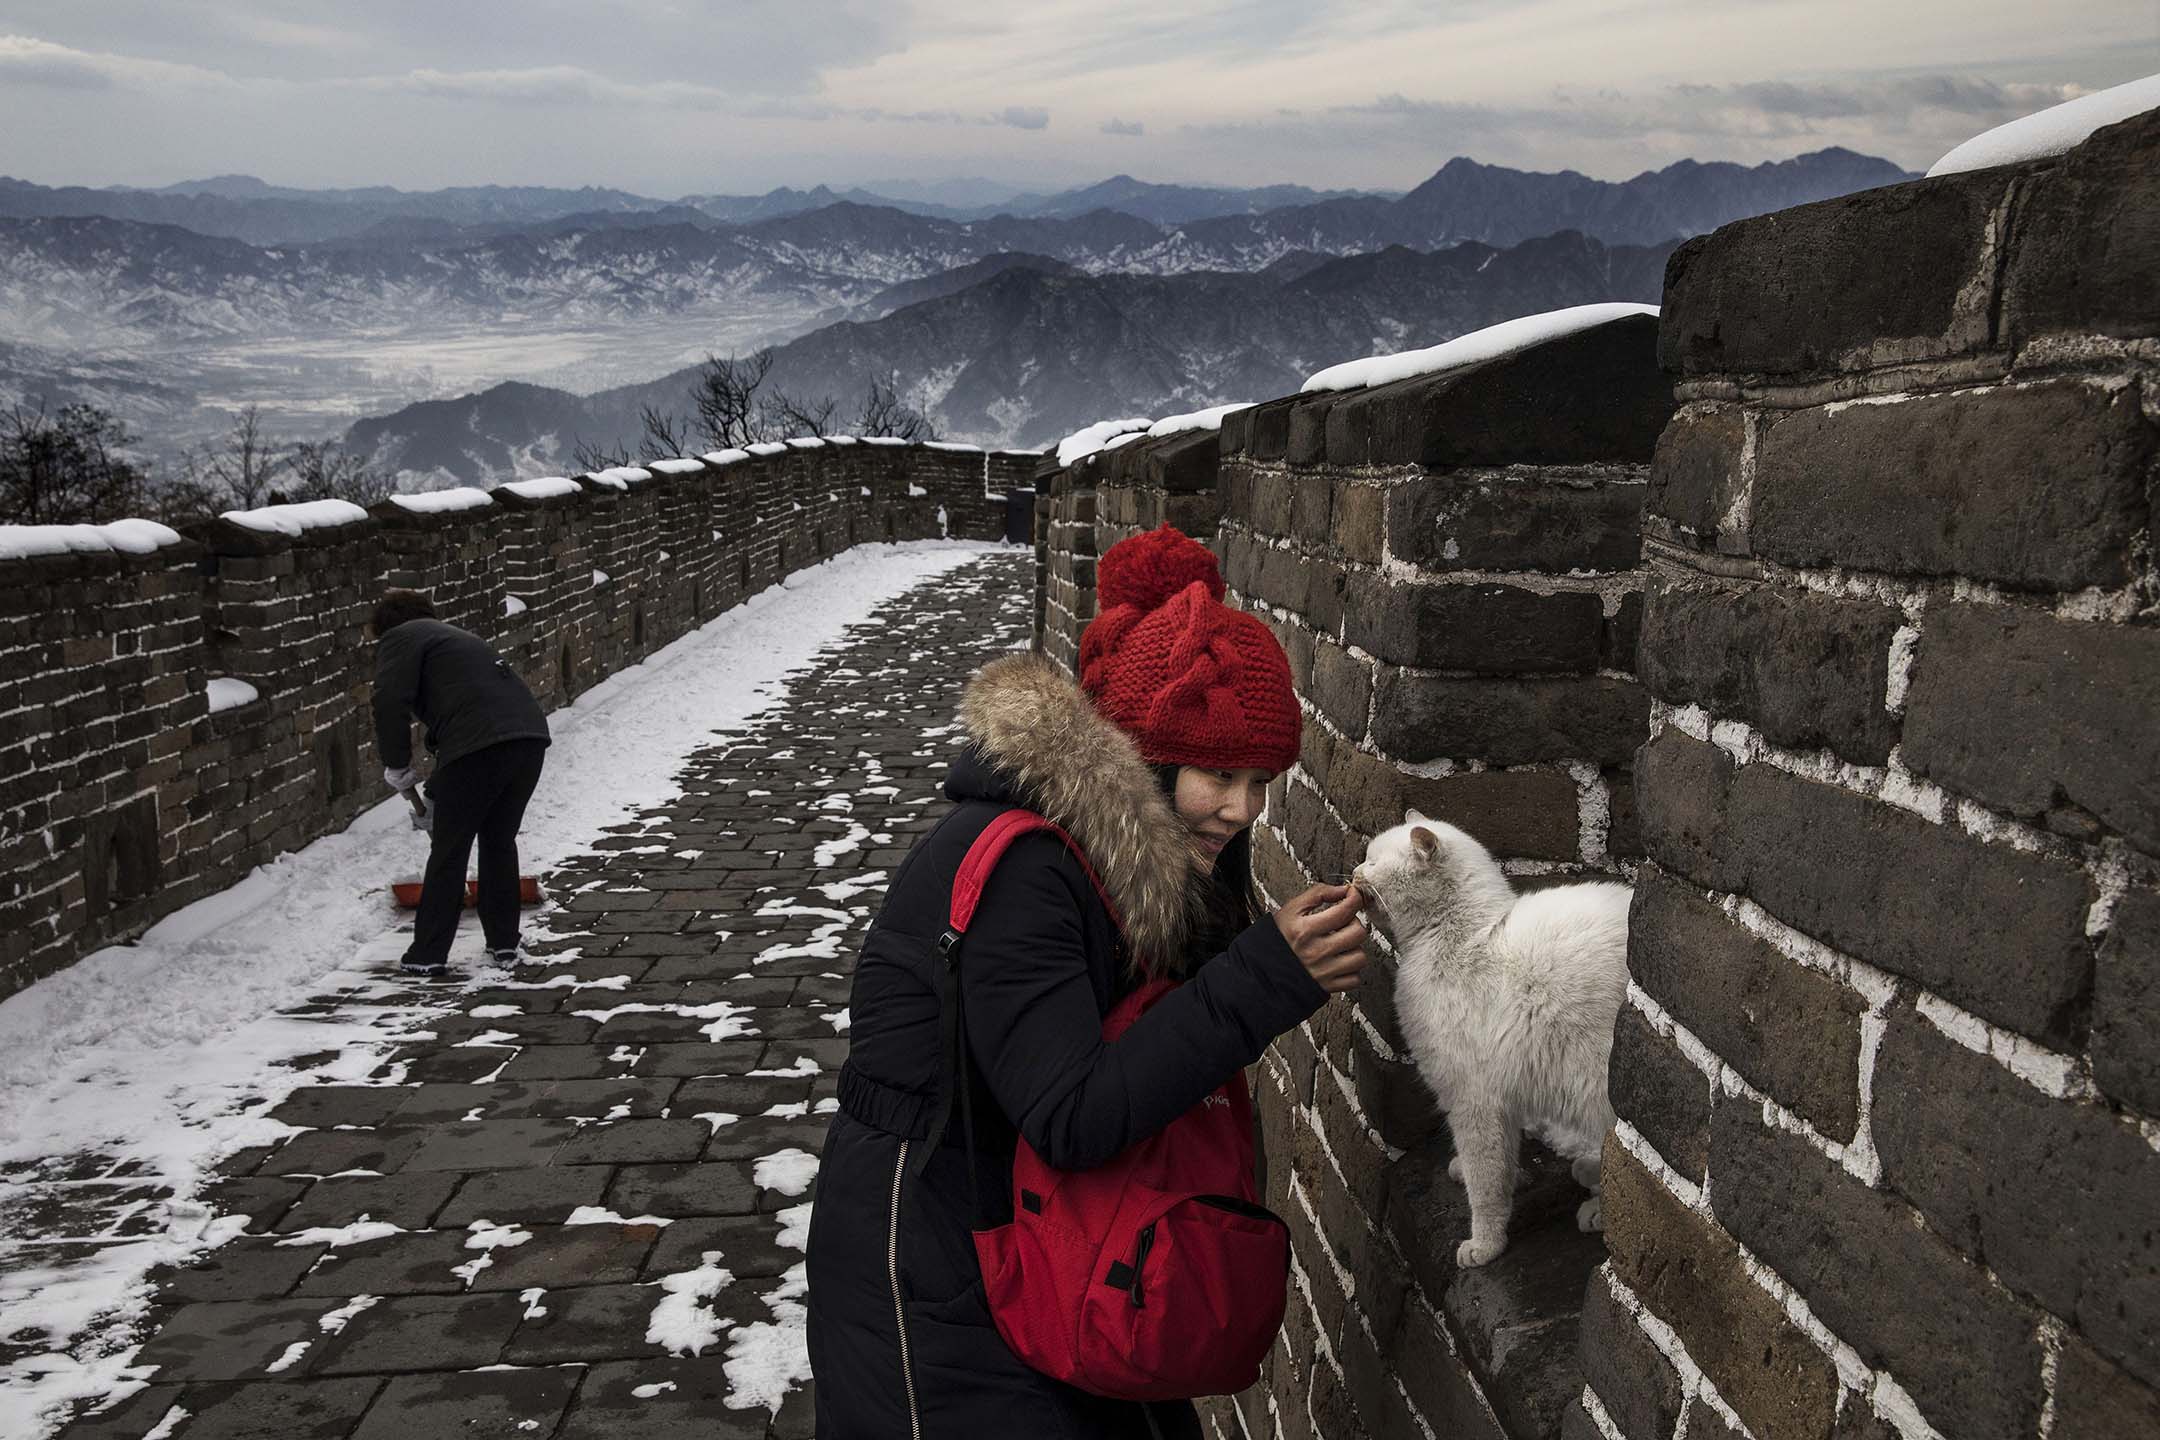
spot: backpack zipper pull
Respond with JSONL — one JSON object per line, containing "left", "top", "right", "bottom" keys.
{"left": 1129, "top": 1222, "right": 1156, "bottom": 1308}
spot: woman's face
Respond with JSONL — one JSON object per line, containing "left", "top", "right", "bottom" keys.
{"left": 1172, "top": 766, "right": 1273, "bottom": 874}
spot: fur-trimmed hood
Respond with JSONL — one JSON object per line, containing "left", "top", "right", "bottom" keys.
{"left": 956, "top": 653, "right": 1209, "bottom": 972}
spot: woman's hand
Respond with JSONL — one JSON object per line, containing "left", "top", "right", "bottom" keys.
{"left": 1273, "top": 883, "right": 1370, "bottom": 993}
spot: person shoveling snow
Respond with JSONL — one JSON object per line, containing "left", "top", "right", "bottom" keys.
{"left": 371, "top": 589, "right": 551, "bottom": 977}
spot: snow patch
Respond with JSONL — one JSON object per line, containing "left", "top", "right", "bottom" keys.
{"left": 220, "top": 499, "right": 369, "bottom": 536}
{"left": 389, "top": 487, "right": 492, "bottom": 515}
{"left": 274, "top": 1219, "right": 405, "bottom": 1249}
{"left": 1300, "top": 303, "right": 1659, "bottom": 394}
{"left": 205, "top": 678, "right": 259, "bottom": 714}
{"left": 752, "top": 1149, "right": 820, "bottom": 1196}
{"left": 499, "top": 476, "right": 580, "bottom": 501}
{"left": 1146, "top": 403, "right": 1254, "bottom": 439}
{"left": 564, "top": 1206, "right": 674, "bottom": 1227}
{"left": 646, "top": 1252, "right": 734, "bottom": 1356}
{"left": 721, "top": 1262, "right": 811, "bottom": 1415}
{"left": 1929, "top": 74, "right": 2160, "bottom": 177}
{"left": 0, "top": 519, "right": 183, "bottom": 560}
{"left": 1056, "top": 417, "right": 1153, "bottom": 467}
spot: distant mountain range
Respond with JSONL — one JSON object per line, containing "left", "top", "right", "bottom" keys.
{"left": 0, "top": 147, "right": 1917, "bottom": 473}
{"left": 0, "top": 147, "right": 1915, "bottom": 352}
{"left": 344, "top": 229, "right": 1678, "bottom": 480}
{"left": 0, "top": 148, "right": 1908, "bottom": 255}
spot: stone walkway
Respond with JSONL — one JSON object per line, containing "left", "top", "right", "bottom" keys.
{"left": 37, "top": 549, "right": 1030, "bottom": 1440}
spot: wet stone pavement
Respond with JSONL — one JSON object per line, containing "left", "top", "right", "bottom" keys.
{"left": 40, "top": 549, "right": 1031, "bottom": 1440}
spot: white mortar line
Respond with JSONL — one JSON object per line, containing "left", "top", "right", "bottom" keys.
{"left": 1601, "top": 1267, "right": 1754, "bottom": 1440}
{"left": 1579, "top": 1384, "right": 1628, "bottom": 1440}
{"left": 1349, "top": 1004, "right": 1401, "bottom": 1065}
{"left": 1614, "top": 1117, "right": 1707, "bottom": 1213}
{"left": 1913, "top": 994, "right": 2097, "bottom": 1101}
{"left": 1650, "top": 700, "right": 2144, "bottom": 948}
{"left": 1647, "top": 1109, "right": 1948, "bottom": 1439}
{"left": 2036, "top": 1315, "right": 2066, "bottom": 1440}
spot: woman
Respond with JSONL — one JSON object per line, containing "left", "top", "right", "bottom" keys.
{"left": 807, "top": 524, "right": 1369, "bottom": 1437}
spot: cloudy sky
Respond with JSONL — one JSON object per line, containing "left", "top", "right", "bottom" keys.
{"left": 2, "top": 1, "right": 2154, "bottom": 196}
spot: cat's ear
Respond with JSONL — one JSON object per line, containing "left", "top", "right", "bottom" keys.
{"left": 1405, "top": 807, "right": 1428, "bottom": 825}
{"left": 1410, "top": 826, "right": 1438, "bottom": 859}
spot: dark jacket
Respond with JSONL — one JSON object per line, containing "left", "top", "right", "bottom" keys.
{"left": 372, "top": 618, "right": 549, "bottom": 771}
{"left": 806, "top": 654, "right": 1326, "bottom": 1438}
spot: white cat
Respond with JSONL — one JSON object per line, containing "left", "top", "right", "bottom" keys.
{"left": 1351, "top": 810, "right": 1631, "bottom": 1269}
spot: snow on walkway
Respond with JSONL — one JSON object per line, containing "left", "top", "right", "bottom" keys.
{"left": 0, "top": 539, "right": 998, "bottom": 1437}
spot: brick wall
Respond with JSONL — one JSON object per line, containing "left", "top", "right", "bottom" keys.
{"left": 1094, "top": 426, "right": 1228, "bottom": 552}
{"left": 0, "top": 534, "right": 211, "bottom": 984}
{"left": 1585, "top": 111, "right": 2160, "bottom": 1440}
{"left": 0, "top": 442, "right": 1038, "bottom": 997}
{"left": 1213, "top": 315, "right": 1673, "bottom": 1440}
{"left": 1037, "top": 461, "right": 1101, "bottom": 671}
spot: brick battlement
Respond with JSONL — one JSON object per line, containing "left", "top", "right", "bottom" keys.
{"left": 0, "top": 442, "right": 1037, "bottom": 997}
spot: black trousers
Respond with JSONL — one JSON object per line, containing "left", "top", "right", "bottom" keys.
{"left": 404, "top": 738, "right": 547, "bottom": 967}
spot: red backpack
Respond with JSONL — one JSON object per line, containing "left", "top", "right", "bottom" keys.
{"left": 920, "top": 807, "right": 1291, "bottom": 1401}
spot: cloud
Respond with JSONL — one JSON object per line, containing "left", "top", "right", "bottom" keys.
{"left": 998, "top": 105, "right": 1050, "bottom": 131}
{"left": 1101, "top": 117, "right": 1145, "bottom": 136}
{"left": 0, "top": 34, "right": 236, "bottom": 92}
{"left": 1695, "top": 75, "right": 2086, "bottom": 123}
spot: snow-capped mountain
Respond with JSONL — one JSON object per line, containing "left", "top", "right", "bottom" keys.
{"left": 0, "top": 147, "right": 1913, "bottom": 470}
{"left": 345, "top": 229, "right": 1677, "bottom": 482}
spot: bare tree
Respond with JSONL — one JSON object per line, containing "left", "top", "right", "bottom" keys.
{"left": 761, "top": 389, "right": 838, "bottom": 439}
{"left": 635, "top": 404, "right": 697, "bottom": 463}
{"left": 853, "top": 376, "right": 936, "bottom": 441}
{"left": 569, "top": 433, "right": 631, "bottom": 473}
{"left": 0, "top": 400, "right": 152, "bottom": 524}
{"left": 688, "top": 351, "right": 775, "bottom": 450}
{"left": 282, "top": 439, "right": 393, "bottom": 507}
{"left": 188, "top": 404, "right": 281, "bottom": 512}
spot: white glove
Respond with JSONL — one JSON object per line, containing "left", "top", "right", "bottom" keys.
{"left": 410, "top": 793, "right": 435, "bottom": 834}
{"left": 383, "top": 765, "right": 418, "bottom": 792}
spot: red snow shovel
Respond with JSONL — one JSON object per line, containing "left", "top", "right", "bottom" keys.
{"left": 389, "top": 785, "right": 544, "bottom": 909}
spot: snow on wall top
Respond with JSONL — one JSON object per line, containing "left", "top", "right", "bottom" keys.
{"left": 500, "top": 476, "right": 582, "bottom": 501}
{"left": 389, "top": 488, "right": 493, "bottom": 515}
{"left": 860, "top": 436, "right": 909, "bottom": 447}
{"left": 1929, "top": 74, "right": 2160, "bottom": 177}
{"left": 1057, "top": 417, "right": 1154, "bottom": 468}
{"left": 0, "top": 519, "right": 185, "bottom": 561}
{"left": 703, "top": 449, "right": 752, "bottom": 466}
{"left": 825, "top": 435, "right": 860, "bottom": 446}
{"left": 924, "top": 440, "right": 983, "bottom": 453}
{"left": 1147, "top": 403, "right": 1253, "bottom": 440}
{"left": 221, "top": 499, "right": 370, "bottom": 536}
{"left": 646, "top": 458, "right": 707, "bottom": 476}
{"left": 747, "top": 442, "right": 789, "bottom": 456}
{"left": 1301, "top": 302, "right": 1660, "bottom": 395}
{"left": 786, "top": 437, "right": 827, "bottom": 449}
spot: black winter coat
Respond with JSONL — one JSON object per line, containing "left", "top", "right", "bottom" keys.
{"left": 806, "top": 654, "right": 1326, "bottom": 1438}
{"left": 372, "top": 618, "right": 550, "bottom": 772}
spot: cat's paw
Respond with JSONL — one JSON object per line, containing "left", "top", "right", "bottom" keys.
{"left": 1576, "top": 1196, "right": 1604, "bottom": 1233}
{"left": 1447, "top": 1155, "right": 1464, "bottom": 1183}
{"left": 1456, "top": 1234, "right": 1506, "bottom": 1268}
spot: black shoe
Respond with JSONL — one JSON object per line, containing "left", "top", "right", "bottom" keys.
{"left": 400, "top": 959, "right": 452, "bottom": 978}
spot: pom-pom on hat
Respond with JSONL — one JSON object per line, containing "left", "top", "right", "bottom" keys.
{"left": 1079, "top": 524, "right": 1301, "bottom": 776}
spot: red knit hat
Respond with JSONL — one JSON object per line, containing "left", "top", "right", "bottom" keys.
{"left": 1079, "top": 525, "right": 1301, "bottom": 775}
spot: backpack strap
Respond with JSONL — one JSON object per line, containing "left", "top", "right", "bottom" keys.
{"left": 909, "top": 808, "right": 1119, "bottom": 1192}
{"left": 947, "top": 807, "right": 1118, "bottom": 938}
